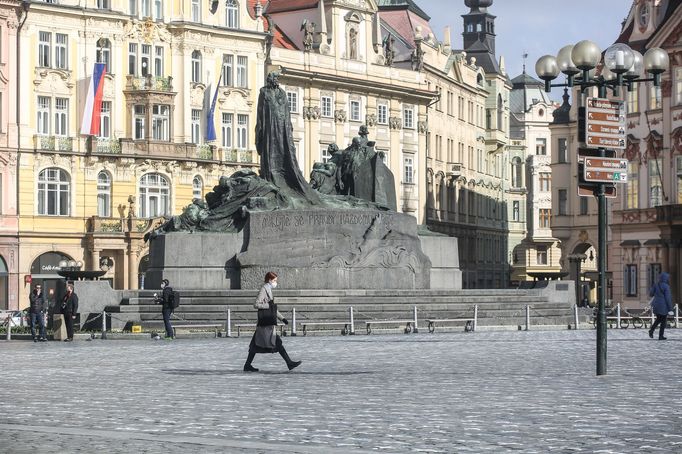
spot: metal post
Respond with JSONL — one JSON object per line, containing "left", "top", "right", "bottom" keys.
{"left": 5, "top": 318, "right": 10, "bottom": 341}
{"left": 101, "top": 310, "right": 107, "bottom": 340}
{"left": 291, "top": 308, "right": 297, "bottom": 336}
{"left": 525, "top": 305, "right": 530, "bottom": 331}
{"left": 473, "top": 305, "right": 478, "bottom": 332}
{"left": 225, "top": 308, "right": 232, "bottom": 338}
{"left": 651, "top": 310, "right": 655, "bottom": 326}
{"left": 412, "top": 306, "right": 419, "bottom": 334}
{"left": 596, "top": 155, "right": 608, "bottom": 376}
{"left": 349, "top": 306, "right": 355, "bottom": 335}
{"left": 675, "top": 305, "right": 679, "bottom": 329}
{"left": 574, "top": 304, "right": 579, "bottom": 330}
{"left": 616, "top": 303, "right": 621, "bottom": 329}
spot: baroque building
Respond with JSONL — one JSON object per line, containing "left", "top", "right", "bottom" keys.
{"left": 0, "top": 0, "right": 268, "bottom": 309}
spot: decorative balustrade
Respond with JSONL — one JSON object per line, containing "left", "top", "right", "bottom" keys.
{"left": 33, "top": 135, "right": 73, "bottom": 152}
{"left": 125, "top": 75, "right": 174, "bottom": 91}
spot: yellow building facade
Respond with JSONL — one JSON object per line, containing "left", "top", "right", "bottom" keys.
{"left": 3, "top": 0, "right": 268, "bottom": 308}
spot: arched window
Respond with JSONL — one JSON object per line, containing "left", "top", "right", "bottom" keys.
{"left": 96, "top": 38, "right": 111, "bottom": 72}
{"left": 97, "top": 171, "right": 111, "bottom": 218}
{"left": 191, "top": 50, "right": 201, "bottom": 83}
{"left": 37, "top": 168, "right": 70, "bottom": 216}
{"left": 497, "top": 94, "right": 504, "bottom": 131}
{"left": 226, "top": 0, "right": 239, "bottom": 29}
{"left": 477, "top": 74, "right": 483, "bottom": 86}
{"left": 139, "top": 173, "right": 170, "bottom": 218}
{"left": 511, "top": 157, "right": 523, "bottom": 188}
{"left": 192, "top": 175, "right": 203, "bottom": 200}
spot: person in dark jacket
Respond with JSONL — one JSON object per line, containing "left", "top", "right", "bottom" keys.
{"left": 243, "top": 271, "right": 301, "bottom": 372}
{"left": 61, "top": 283, "right": 79, "bottom": 342}
{"left": 29, "top": 284, "right": 47, "bottom": 342}
{"left": 158, "top": 279, "right": 174, "bottom": 339}
{"left": 649, "top": 272, "right": 673, "bottom": 340}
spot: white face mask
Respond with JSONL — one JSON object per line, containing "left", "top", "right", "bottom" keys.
{"left": 161, "top": 283, "right": 166, "bottom": 289}
{"left": 270, "top": 281, "right": 278, "bottom": 288}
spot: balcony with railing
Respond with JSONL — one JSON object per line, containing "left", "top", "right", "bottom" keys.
{"left": 125, "top": 74, "right": 174, "bottom": 92}
{"left": 90, "top": 137, "right": 122, "bottom": 154}
{"left": 87, "top": 216, "right": 165, "bottom": 235}
{"left": 33, "top": 135, "right": 74, "bottom": 152}
{"left": 221, "top": 148, "right": 256, "bottom": 164}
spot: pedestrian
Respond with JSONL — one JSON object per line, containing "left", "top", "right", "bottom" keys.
{"left": 159, "top": 279, "right": 175, "bottom": 339}
{"left": 60, "top": 283, "right": 79, "bottom": 342}
{"left": 649, "top": 272, "right": 673, "bottom": 340}
{"left": 29, "top": 284, "right": 47, "bottom": 342}
{"left": 243, "top": 272, "right": 301, "bottom": 372}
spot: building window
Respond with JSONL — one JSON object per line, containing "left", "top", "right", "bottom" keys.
{"left": 236, "top": 114, "right": 248, "bottom": 149}
{"left": 139, "top": 173, "right": 170, "bottom": 218}
{"left": 98, "top": 101, "right": 111, "bottom": 138}
{"left": 134, "top": 105, "right": 146, "bottom": 139}
{"left": 54, "top": 98, "right": 68, "bottom": 137}
{"left": 191, "top": 0, "right": 200, "bottom": 21}
{"left": 37, "top": 96, "right": 51, "bottom": 135}
{"left": 624, "top": 264, "right": 638, "bottom": 297}
{"left": 512, "top": 200, "right": 520, "bottom": 221}
{"left": 287, "top": 91, "right": 298, "bottom": 113}
{"left": 129, "top": 0, "right": 138, "bottom": 15}
{"left": 140, "top": 44, "right": 151, "bottom": 77}
{"left": 128, "top": 43, "right": 137, "bottom": 75}
{"left": 539, "top": 209, "right": 551, "bottom": 228}
{"left": 649, "top": 158, "right": 662, "bottom": 207}
{"left": 537, "top": 246, "right": 548, "bottom": 265}
{"left": 38, "top": 31, "right": 51, "bottom": 67}
{"left": 153, "top": 0, "right": 162, "bottom": 20}
{"left": 191, "top": 109, "right": 201, "bottom": 144}
{"left": 98, "top": 0, "right": 111, "bottom": 8}
{"left": 192, "top": 175, "right": 203, "bottom": 200}
{"left": 321, "top": 147, "right": 332, "bottom": 163}
{"left": 539, "top": 172, "right": 551, "bottom": 192}
{"left": 377, "top": 103, "right": 388, "bottom": 124}
{"left": 580, "top": 197, "right": 588, "bottom": 215}
{"left": 557, "top": 138, "right": 567, "bottom": 163}
{"left": 55, "top": 33, "right": 68, "bottom": 70}
{"left": 152, "top": 104, "right": 169, "bottom": 141}
{"left": 403, "top": 106, "right": 414, "bottom": 129}
{"left": 675, "top": 67, "right": 682, "bottom": 106}
{"left": 558, "top": 189, "right": 567, "bottom": 215}
{"left": 403, "top": 155, "right": 414, "bottom": 184}
{"left": 649, "top": 82, "right": 661, "bottom": 110}
{"left": 154, "top": 46, "right": 163, "bottom": 76}
{"left": 226, "top": 0, "right": 239, "bottom": 29}
{"left": 37, "top": 168, "right": 70, "bottom": 216}
{"left": 626, "top": 162, "right": 639, "bottom": 209}
{"left": 350, "top": 100, "right": 361, "bottom": 122}
{"left": 236, "top": 56, "right": 247, "bottom": 88}
{"left": 97, "top": 171, "right": 111, "bottom": 218}
{"left": 649, "top": 263, "right": 662, "bottom": 289}
{"left": 627, "top": 84, "right": 639, "bottom": 113}
{"left": 535, "top": 138, "right": 546, "bottom": 155}
{"left": 497, "top": 94, "right": 503, "bottom": 131}
{"left": 191, "top": 50, "right": 202, "bottom": 83}
{"left": 222, "top": 55, "right": 233, "bottom": 86}
{"left": 321, "top": 96, "right": 333, "bottom": 118}
{"left": 96, "top": 38, "right": 111, "bottom": 72}
{"left": 511, "top": 157, "right": 522, "bottom": 188}
{"left": 677, "top": 156, "right": 682, "bottom": 204}
{"left": 221, "top": 113, "right": 232, "bottom": 148}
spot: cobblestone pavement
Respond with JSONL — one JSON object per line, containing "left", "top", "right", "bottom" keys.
{"left": 1, "top": 329, "right": 682, "bottom": 453}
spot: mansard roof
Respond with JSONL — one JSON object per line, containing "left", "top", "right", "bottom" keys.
{"left": 377, "top": 0, "right": 430, "bottom": 21}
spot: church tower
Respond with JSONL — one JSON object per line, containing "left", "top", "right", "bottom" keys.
{"left": 461, "top": 0, "right": 500, "bottom": 74}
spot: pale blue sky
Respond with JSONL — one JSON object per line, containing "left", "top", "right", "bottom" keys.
{"left": 416, "top": 0, "right": 630, "bottom": 99}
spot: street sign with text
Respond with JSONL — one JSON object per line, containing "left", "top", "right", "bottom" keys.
{"left": 584, "top": 156, "right": 629, "bottom": 183}
{"left": 585, "top": 97, "right": 626, "bottom": 149}
{"left": 583, "top": 168, "right": 628, "bottom": 183}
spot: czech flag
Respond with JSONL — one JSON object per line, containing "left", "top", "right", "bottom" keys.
{"left": 80, "top": 63, "right": 107, "bottom": 136}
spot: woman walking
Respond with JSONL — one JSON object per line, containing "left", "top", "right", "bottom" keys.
{"left": 61, "top": 283, "right": 79, "bottom": 342}
{"left": 649, "top": 272, "right": 673, "bottom": 340}
{"left": 243, "top": 272, "right": 302, "bottom": 372}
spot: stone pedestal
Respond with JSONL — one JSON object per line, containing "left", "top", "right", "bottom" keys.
{"left": 52, "top": 315, "right": 67, "bottom": 341}
{"left": 419, "top": 236, "right": 462, "bottom": 289}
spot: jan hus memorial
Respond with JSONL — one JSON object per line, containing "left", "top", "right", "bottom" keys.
{"left": 145, "top": 72, "right": 460, "bottom": 290}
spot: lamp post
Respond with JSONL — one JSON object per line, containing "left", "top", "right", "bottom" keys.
{"left": 536, "top": 41, "right": 669, "bottom": 376}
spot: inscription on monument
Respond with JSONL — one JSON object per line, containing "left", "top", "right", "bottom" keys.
{"left": 259, "top": 211, "right": 395, "bottom": 233}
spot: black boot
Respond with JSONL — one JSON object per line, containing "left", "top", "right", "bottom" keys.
{"left": 278, "top": 344, "right": 302, "bottom": 371}
{"left": 243, "top": 351, "right": 258, "bottom": 372}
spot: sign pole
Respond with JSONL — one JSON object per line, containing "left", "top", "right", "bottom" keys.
{"left": 596, "top": 145, "right": 608, "bottom": 376}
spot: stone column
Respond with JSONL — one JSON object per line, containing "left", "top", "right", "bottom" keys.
{"left": 128, "top": 248, "right": 140, "bottom": 290}
{"left": 90, "top": 249, "right": 101, "bottom": 273}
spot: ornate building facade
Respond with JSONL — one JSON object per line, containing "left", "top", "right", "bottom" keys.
{"left": 0, "top": 0, "right": 268, "bottom": 309}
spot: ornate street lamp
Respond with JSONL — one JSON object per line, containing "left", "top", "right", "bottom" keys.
{"left": 536, "top": 41, "right": 669, "bottom": 376}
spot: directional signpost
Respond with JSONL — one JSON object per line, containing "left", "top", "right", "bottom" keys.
{"left": 585, "top": 98, "right": 626, "bottom": 150}
{"left": 577, "top": 148, "right": 619, "bottom": 198}
{"left": 584, "top": 157, "right": 629, "bottom": 183}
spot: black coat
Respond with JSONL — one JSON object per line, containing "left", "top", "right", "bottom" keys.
{"left": 29, "top": 292, "right": 46, "bottom": 314}
{"left": 61, "top": 292, "right": 79, "bottom": 315}
{"left": 161, "top": 286, "right": 173, "bottom": 310}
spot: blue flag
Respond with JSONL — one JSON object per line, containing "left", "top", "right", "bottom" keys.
{"left": 205, "top": 72, "right": 222, "bottom": 142}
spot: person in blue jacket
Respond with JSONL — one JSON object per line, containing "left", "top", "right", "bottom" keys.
{"left": 649, "top": 272, "right": 673, "bottom": 340}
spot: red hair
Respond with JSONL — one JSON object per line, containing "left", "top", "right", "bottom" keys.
{"left": 264, "top": 271, "right": 278, "bottom": 283}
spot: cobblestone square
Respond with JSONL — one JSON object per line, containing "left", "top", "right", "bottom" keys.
{"left": 1, "top": 329, "right": 681, "bottom": 453}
